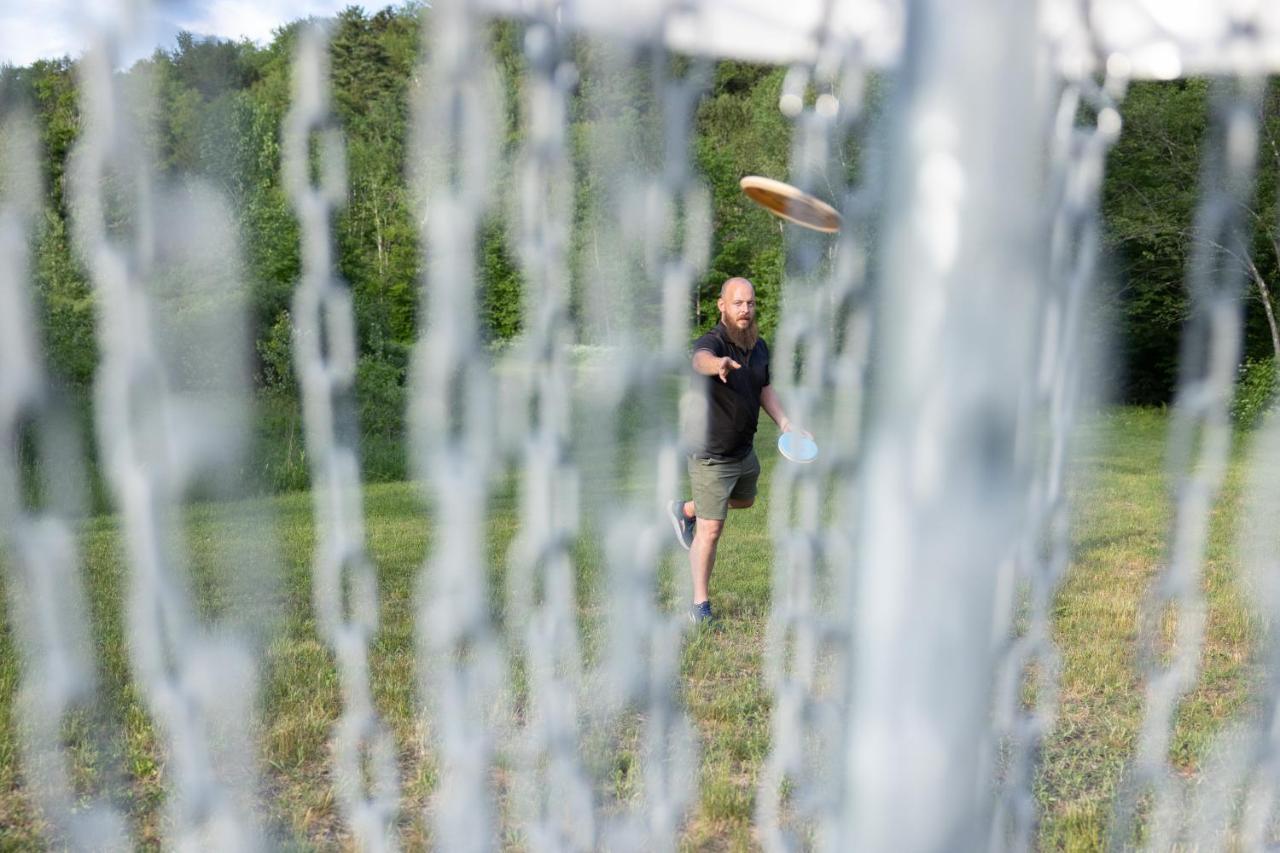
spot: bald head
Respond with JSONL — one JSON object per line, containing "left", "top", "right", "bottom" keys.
{"left": 717, "top": 277, "right": 758, "bottom": 351}
{"left": 720, "top": 277, "right": 754, "bottom": 300}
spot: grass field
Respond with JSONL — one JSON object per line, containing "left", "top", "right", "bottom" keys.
{"left": 0, "top": 407, "right": 1263, "bottom": 849}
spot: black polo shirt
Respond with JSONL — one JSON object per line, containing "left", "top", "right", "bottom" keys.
{"left": 688, "top": 322, "right": 771, "bottom": 461}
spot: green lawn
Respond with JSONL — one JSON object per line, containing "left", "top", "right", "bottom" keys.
{"left": 0, "top": 407, "right": 1261, "bottom": 849}
{"left": 1039, "top": 408, "right": 1257, "bottom": 848}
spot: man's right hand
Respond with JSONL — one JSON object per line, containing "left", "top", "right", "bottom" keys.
{"left": 717, "top": 356, "right": 741, "bottom": 383}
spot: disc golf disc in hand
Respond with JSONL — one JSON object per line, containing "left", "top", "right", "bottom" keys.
{"left": 778, "top": 432, "right": 818, "bottom": 463}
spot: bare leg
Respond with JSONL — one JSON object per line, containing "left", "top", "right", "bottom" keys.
{"left": 689, "top": 498, "right": 755, "bottom": 604}
{"left": 690, "top": 517, "right": 724, "bottom": 605}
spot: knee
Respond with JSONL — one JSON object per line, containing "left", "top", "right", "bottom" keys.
{"left": 695, "top": 518, "right": 725, "bottom": 542}
{"left": 728, "top": 497, "right": 754, "bottom": 509}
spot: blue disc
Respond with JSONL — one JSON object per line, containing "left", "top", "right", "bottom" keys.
{"left": 778, "top": 432, "right": 818, "bottom": 463}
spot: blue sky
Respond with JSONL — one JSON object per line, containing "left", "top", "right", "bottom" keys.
{"left": 0, "top": 0, "right": 369, "bottom": 67}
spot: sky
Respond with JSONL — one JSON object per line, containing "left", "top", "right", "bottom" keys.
{"left": 0, "top": 0, "right": 369, "bottom": 68}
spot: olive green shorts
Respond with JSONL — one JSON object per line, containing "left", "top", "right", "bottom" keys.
{"left": 688, "top": 449, "right": 761, "bottom": 521}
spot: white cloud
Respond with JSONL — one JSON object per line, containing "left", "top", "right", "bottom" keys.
{"left": 0, "top": 0, "right": 364, "bottom": 67}
{"left": 169, "top": 0, "right": 361, "bottom": 44}
{"left": 0, "top": 0, "right": 83, "bottom": 66}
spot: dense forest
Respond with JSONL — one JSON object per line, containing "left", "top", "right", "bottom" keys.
{"left": 2, "top": 3, "right": 1279, "bottom": 444}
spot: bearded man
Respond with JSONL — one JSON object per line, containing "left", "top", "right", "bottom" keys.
{"left": 669, "top": 277, "right": 805, "bottom": 624}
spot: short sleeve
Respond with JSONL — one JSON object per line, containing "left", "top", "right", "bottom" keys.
{"left": 692, "top": 331, "right": 723, "bottom": 357}
{"left": 761, "top": 340, "right": 771, "bottom": 386}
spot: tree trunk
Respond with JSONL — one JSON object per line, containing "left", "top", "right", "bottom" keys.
{"left": 1246, "top": 253, "right": 1280, "bottom": 362}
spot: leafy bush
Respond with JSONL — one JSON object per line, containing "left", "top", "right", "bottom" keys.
{"left": 1232, "top": 357, "right": 1278, "bottom": 428}
{"left": 356, "top": 356, "right": 407, "bottom": 482}
{"left": 257, "top": 310, "right": 295, "bottom": 391}
{"left": 356, "top": 356, "right": 404, "bottom": 439}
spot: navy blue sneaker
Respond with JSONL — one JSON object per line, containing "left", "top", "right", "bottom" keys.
{"left": 690, "top": 600, "right": 714, "bottom": 624}
{"left": 668, "top": 500, "right": 695, "bottom": 550}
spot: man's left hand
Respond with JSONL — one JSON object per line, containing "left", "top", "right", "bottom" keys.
{"left": 781, "top": 421, "right": 813, "bottom": 440}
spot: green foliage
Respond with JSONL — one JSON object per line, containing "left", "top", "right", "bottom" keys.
{"left": 328, "top": 6, "right": 420, "bottom": 359}
{"left": 22, "top": 59, "right": 79, "bottom": 207}
{"left": 243, "top": 187, "right": 301, "bottom": 335}
{"left": 355, "top": 355, "right": 408, "bottom": 482}
{"left": 34, "top": 210, "right": 95, "bottom": 384}
{"left": 693, "top": 63, "right": 790, "bottom": 335}
{"left": 6, "top": 10, "right": 806, "bottom": 385}
{"left": 169, "top": 31, "right": 258, "bottom": 98}
{"left": 14, "top": 4, "right": 1280, "bottom": 462}
{"left": 1102, "top": 80, "right": 1206, "bottom": 403}
{"left": 257, "top": 310, "right": 296, "bottom": 391}
{"left": 1231, "top": 357, "right": 1278, "bottom": 427}
{"left": 355, "top": 354, "right": 404, "bottom": 440}
{"left": 480, "top": 219, "right": 523, "bottom": 341}
{"left": 1103, "top": 78, "right": 1280, "bottom": 403}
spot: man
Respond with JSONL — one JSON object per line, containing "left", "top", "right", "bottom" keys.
{"left": 669, "top": 277, "right": 806, "bottom": 624}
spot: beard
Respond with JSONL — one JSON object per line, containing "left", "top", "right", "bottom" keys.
{"left": 720, "top": 314, "right": 759, "bottom": 352}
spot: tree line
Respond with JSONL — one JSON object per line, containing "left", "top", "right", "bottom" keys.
{"left": 2, "top": 3, "right": 1278, "bottom": 414}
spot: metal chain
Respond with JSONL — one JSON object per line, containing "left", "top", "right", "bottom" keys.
{"left": 632, "top": 52, "right": 709, "bottom": 849}
{"left": 985, "top": 68, "right": 1125, "bottom": 851}
{"left": 1109, "top": 77, "right": 1263, "bottom": 850}
{"left": 410, "top": 4, "right": 507, "bottom": 850}
{"left": 581, "top": 37, "right": 708, "bottom": 853}
{"left": 0, "top": 112, "right": 131, "bottom": 852}
{"left": 501, "top": 8, "right": 596, "bottom": 850}
{"left": 71, "top": 27, "right": 265, "bottom": 849}
{"left": 284, "top": 27, "right": 401, "bottom": 852}
{"left": 756, "top": 34, "right": 877, "bottom": 853}
{"left": 1237, "top": 380, "right": 1280, "bottom": 845}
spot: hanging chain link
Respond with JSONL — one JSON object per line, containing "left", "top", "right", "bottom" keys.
{"left": 581, "top": 32, "right": 709, "bottom": 852}
{"left": 756, "top": 27, "right": 878, "bottom": 852}
{"left": 987, "top": 67, "right": 1125, "bottom": 851}
{"left": 71, "top": 24, "right": 266, "bottom": 849}
{"left": 502, "top": 7, "right": 596, "bottom": 849}
{"left": 1237, "top": 357, "right": 1280, "bottom": 846}
{"left": 1110, "top": 77, "right": 1263, "bottom": 850}
{"left": 411, "top": 4, "right": 507, "bottom": 849}
{"left": 284, "top": 27, "right": 401, "bottom": 852}
{"left": 0, "top": 111, "right": 131, "bottom": 852}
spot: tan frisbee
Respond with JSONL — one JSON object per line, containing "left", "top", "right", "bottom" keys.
{"left": 739, "top": 175, "right": 841, "bottom": 234}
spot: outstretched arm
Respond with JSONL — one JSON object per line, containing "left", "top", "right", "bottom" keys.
{"left": 693, "top": 348, "right": 741, "bottom": 383}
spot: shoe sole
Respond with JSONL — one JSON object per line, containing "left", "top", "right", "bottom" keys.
{"left": 668, "top": 503, "right": 692, "bottom": 550}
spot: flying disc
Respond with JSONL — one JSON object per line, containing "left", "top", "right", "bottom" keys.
{"left": 777, "top": 432, "right": 818, "bottom": 463}
{"left": 740, "top": 176, "right": 841, "bottom": 234}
